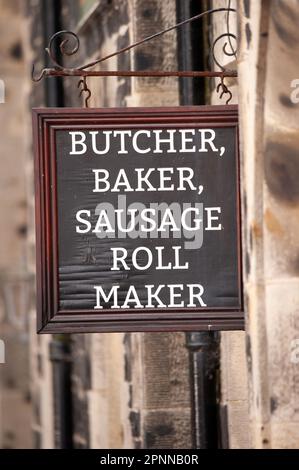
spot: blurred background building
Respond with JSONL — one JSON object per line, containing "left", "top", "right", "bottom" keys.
{"left": 0, "top": 0, "right": 298, "bottom": 449}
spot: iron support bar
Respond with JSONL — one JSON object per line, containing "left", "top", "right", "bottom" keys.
{"left": 33, "top": 69, "right": 237, "bottom": 79}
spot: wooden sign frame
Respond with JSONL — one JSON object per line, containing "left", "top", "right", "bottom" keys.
{"left": 33, "top": 105, "right": 244, "bottom": 333}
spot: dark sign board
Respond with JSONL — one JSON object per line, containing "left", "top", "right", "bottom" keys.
{"left": 33, "top": 106, "right": 243, "bottom": 333}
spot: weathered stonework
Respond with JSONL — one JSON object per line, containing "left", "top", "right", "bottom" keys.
{"left": 238, "top": 0, "right": 299, "bottom": 448}
{"left": 0, "top": 0, "right": 33, "bottom": 450}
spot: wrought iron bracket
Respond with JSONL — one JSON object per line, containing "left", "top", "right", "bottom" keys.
{"left": 32, "top": 6, "right": 237, "bottom": 107}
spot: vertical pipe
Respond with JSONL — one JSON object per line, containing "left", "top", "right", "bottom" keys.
{"left": 49, "top": 340, "right": 73, "bottom": 449}
{"left": 176, "top": 0, "right": 221, "bottom": 449}
{"left": 41, "top": 0, "right": 64, "bottom": 107}
{"left": 41, "top": 0, "right": 73, "bottom": 449}
{"left": 185, "top": 332, "right": 220, "bottom": 448}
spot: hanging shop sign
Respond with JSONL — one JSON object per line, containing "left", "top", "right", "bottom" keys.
{"left": 33, "top": 105, "right": 243, "bottom": 333}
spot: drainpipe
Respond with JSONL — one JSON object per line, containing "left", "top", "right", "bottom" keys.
{"left": 41, "top": 0, "right": 73, "bottom": 449}
{"left": 185, "top": 332, "right": 220, "bottom": 448}
{"left": 49, "top": 338, "right": 73, "bottom": 448}
{"left": 176, "top": 0, "right": 221, "bottom": 449}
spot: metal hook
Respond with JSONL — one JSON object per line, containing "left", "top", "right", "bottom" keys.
{"left": 216, "top": 75, "right": 232, "bottom": 105}
{"left": 77, "top": 76, "right": 91, "bottom": 108}
{"left": 31, "top": 63, "right": 47, "bottom": 82}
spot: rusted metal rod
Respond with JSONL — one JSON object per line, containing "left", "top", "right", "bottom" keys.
{"left": 32, "top": 7, "right": 237, "bottom": 83}
{"left": 34, "top": 68, "right": 237, "bottom": 79}
{"left": 31, "top": 5, "right": 238, "bottom": 107}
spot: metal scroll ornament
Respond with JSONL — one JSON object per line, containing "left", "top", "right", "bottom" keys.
{"left": 32, "top": 7, "right": 237, "bottom": 106}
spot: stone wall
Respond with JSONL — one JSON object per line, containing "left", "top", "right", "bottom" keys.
{"left": 238, "top": 0, "right": 299, "bottom": 449}
{"left": 0, "top": 0, "right": 32, "bottom": 450}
